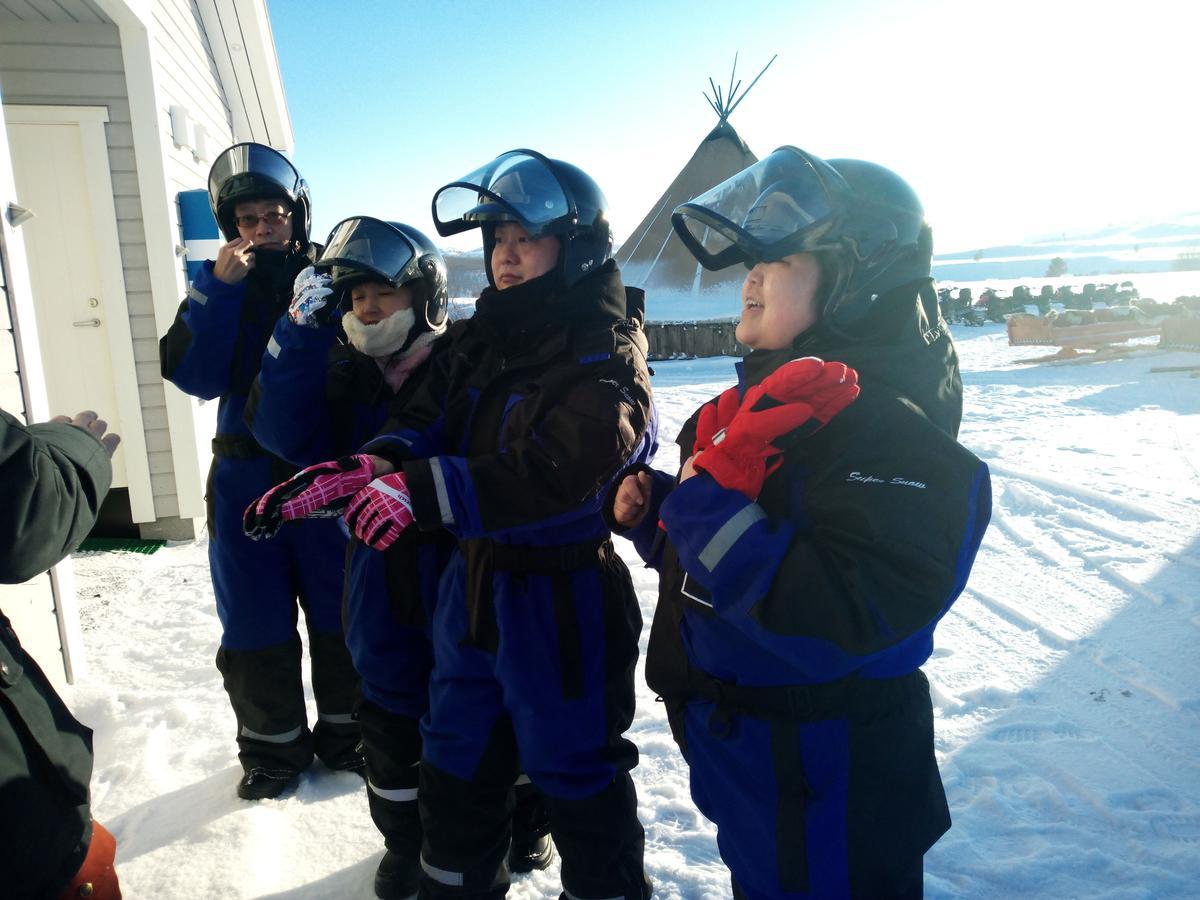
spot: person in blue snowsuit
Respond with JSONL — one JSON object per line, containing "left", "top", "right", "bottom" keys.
{"left": 610, "top": 147, "right": 993, "bottom": 899}
{"left": 248, "top": 151, "right": 657, "bottom": 899}
{"left": 244, "top": 217, "right": 451, "bottom": 898}
{"left": 159, "top": 143, "right": 361, "bottom": 800}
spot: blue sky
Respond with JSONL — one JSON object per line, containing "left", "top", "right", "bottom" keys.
{"left": 267, "top": 0, "right": 1197, "bottom": 254}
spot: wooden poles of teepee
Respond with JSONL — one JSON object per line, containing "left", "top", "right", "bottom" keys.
{"left": 703, "top": 53, "right": 777, "bottom": 123}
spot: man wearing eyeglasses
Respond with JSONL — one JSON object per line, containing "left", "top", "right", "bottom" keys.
{"left": 160, "top": 143, "right": 363, "bottom": 801}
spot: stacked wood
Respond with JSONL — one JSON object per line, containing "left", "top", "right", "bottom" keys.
{"left": 645, "top": 321, "right": 747, "bottom": 360}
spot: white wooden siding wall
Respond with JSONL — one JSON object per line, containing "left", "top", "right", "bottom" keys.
{"left": 0, "top": 19, "right": 188, "bottom": 516}
{"left": 0, "top": 5, "right": 238, "bottom": 522}
{"left": 142, "top": 0, "right": 234, "bottom": 513}
{"left": 151, "top": 0, "right": 234, "bottom": 200}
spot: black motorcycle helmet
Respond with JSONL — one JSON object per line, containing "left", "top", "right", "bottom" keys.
{"left": 431, "top": 149, "right": 612, "bottom": 289}
{"left": 208, "top": 142, "right": 312, "bottom": 246}
{"left": 670, "top": 145, "right": 930, "bottom": 333}
{"left": 317, "top": 217, "right": 448, "bottom": 335}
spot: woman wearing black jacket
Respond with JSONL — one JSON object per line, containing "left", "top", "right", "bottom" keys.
{"left": 611, "top": 148, "right": 992, "bottom": 898}
{"left": 249, "top": 151, "right": 657, "bottom": 899}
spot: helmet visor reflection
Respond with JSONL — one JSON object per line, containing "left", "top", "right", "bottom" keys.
{"left": 671, "top": 147, "right": 848, "bottom": 270}
{"left": 319, "top": 218, "right": 417, "bottom": 285}
{"left": 208, "top": 143, "right": 303, "bottom": 202}
{"left": 432, "top": 151, "right": 572, "bottom": 237}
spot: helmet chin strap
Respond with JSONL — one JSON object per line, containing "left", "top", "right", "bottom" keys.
{"left": 341, "top": 308, "right": 415, "bottom": 358}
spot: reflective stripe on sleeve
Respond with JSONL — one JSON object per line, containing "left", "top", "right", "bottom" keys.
{"left": 317, "top": 712, "right": 356, "bottom": 725}
{"left": 698, "top": 504, "right": 767, "bottom": 572}
{"left": 186, "top": 286, "right": 208, "bottom": 305}
{"left": 430, "top": 458, "right": 455, "bottom": 526}
{"left": 267, "top": 335, "right": 282, "bottom": 358}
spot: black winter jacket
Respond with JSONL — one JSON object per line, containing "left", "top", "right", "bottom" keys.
{"left": 366, "top": 261, "right": 655, "bottom": 548}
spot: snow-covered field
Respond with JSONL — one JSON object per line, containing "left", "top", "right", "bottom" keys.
{"left": 64, "top": 323, "right": 1200, "bottom": 898}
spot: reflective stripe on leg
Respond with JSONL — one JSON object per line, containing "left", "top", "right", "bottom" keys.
{"left": 240, "top": 724, "right": 304, "bottom": 743}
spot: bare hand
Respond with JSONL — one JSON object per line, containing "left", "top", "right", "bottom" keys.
{"left": 366, "top": 454, "right": 394, "bottom": 476}
{"left": 213, "top": 237, "right": 255, "bottom": 284}
{"left": 679, "top": 455, "right": 698, "bottom": 483}
{"left": 613, "top": 470, "right": 653, "bottom": 529}
{"left": 49, "top": 410, "right": 121, "bottom": 457}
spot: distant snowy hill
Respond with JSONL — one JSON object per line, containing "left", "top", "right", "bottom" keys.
{"left": 933, "top": 212, "right": 1200, "bottom": 281}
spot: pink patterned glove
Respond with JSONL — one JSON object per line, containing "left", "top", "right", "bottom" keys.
{"left": 344, "top": 473, "right": 415, "bottom": 551}
{"left": 243, "top": 454, "right": 376, "bottom": 541}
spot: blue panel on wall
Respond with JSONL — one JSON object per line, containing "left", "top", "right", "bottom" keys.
{"left": 178, "top": 189, "right": 220, "bottom": 283}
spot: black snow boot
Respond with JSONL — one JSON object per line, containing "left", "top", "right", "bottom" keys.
{"left": 508, "top": 831, "right": 554, "bottom": 874}
{"left": 237, "top": 766, "right": 301, "bottom": 801}
{"left": 375, "top": 849, "right": 420, "bottom": 899}
{"left": 509, "top": 779, "right": 553, "bottom": 873}
{"left": 323, "top": 738, "right": 368, "bottom": 778}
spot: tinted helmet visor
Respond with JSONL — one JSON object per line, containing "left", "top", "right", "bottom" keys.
{"left": 318, "top": 217, "right": 418, "bottom": 287}
{"left": 432, "top": 150, "right": 574, "bottom": 238}
{"left": 671, "top": 146, "right": 850, "bottom": 270}
{"left": 208, "top": 143, "right": 303, "bottom": 205}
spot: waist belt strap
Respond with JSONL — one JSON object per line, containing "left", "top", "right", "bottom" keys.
{"left": 211, "top": 435, "right": 298, "bottom": 482}
{"left": 684, "top": 663, "right": 925, "bottom": 723}
{"left": 461, "top": 537, "right": 610, "bottom": 651}
{"left": 212, "top": 434, "right": 262, "bottom": 459}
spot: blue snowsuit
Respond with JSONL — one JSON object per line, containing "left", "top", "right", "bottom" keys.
{"left": 364, "top": 262, "right": 656, "bottom": 899}
{"left": 623, "top": 282, "right": 992, "bottom": 899}
{"left": 159, "top": 249, "right": 359, "bottom": 774}
{"left": 247, "top": 312, "right": 451, "bottom": 850}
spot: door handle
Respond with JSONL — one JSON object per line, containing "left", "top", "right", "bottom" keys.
{"left": 73, "top": 318, "right": 101, "bottom": 327}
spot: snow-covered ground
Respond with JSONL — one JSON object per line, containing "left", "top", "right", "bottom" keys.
{"left": 63, "top": 323, "right": 1200, "bottom": 898}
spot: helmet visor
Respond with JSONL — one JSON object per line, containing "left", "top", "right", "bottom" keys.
{"left": 208, "top": 143, "right": 304, "bottom": 203}
{"left": 318, "top": 217, "right": 418, "bottom": 285}
{"left": 432, "top": 150, "right": 573, "bottom": 238}
{"left": 671, "top": 146, "right": 849, "bottom": 270}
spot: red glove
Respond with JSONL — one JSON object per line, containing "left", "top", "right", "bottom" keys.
{"left": 243, "top": 454, "right": 376, "bottom": 541}
{"left": 692, "top": 385, "right": 740, "bottom": 456}
{"left": 692, "top": 358, "right": 860, "bottom": 499}
{"left": 344, "top": 473, "right": 415, "bottom": 551}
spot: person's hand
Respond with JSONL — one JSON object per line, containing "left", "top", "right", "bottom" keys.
{"left": 287, "top": 266, "right": 335, "bottom": 327}
{"left": 692, "top": 359, "right": 860, "bottom": 499}
{"left": 243, "top": 454, "right": 378, "bottom": 540}
{"left": 613, "top": 470, "right": 653, "bottom": 529}
{"left": 344, "top": 473, "right": 414, "bottom": 551}
{"left": 49, "top": 410, "right": 120, "bottom": 457}
{"left": 212, "top": 237, "right": 255, "bottom": 284}
{"left": 678, "top": 455, "right": 697, "bottom": 483}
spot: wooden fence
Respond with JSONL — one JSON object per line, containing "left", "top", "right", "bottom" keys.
{"left": 645, "top": 320, "right": 746, "bottom": 360}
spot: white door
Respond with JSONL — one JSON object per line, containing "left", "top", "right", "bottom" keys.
{"left": 7, "top": 119, "right": 127, "bottom": 486}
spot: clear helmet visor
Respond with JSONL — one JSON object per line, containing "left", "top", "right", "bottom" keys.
{"left": 671, "top": 146, "right": 850, "bottom": 270}
{"left": 318, "top": 217, "right": 418, "bottom": 285}
{"left": 208, "top": 143, "right": 303, "bottom": 202}
{"left": 432, "top": 150, "right": 573, "bottom": 238}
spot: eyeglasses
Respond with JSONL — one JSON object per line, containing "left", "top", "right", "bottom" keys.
{"left": 234, "top": 210, "right": 292, "bottom": 229}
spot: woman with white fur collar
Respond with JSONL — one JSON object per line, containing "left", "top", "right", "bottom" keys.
{"left": 246, "top": 218, "right": 456, "bottom": 897}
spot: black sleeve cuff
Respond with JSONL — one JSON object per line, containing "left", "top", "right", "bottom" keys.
{"left": 402, "top": 458, "right": 446, "bottom": 531}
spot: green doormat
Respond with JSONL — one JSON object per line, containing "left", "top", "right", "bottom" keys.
{"left": 76, "top": 537, "right": 166, "bottom": 555}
